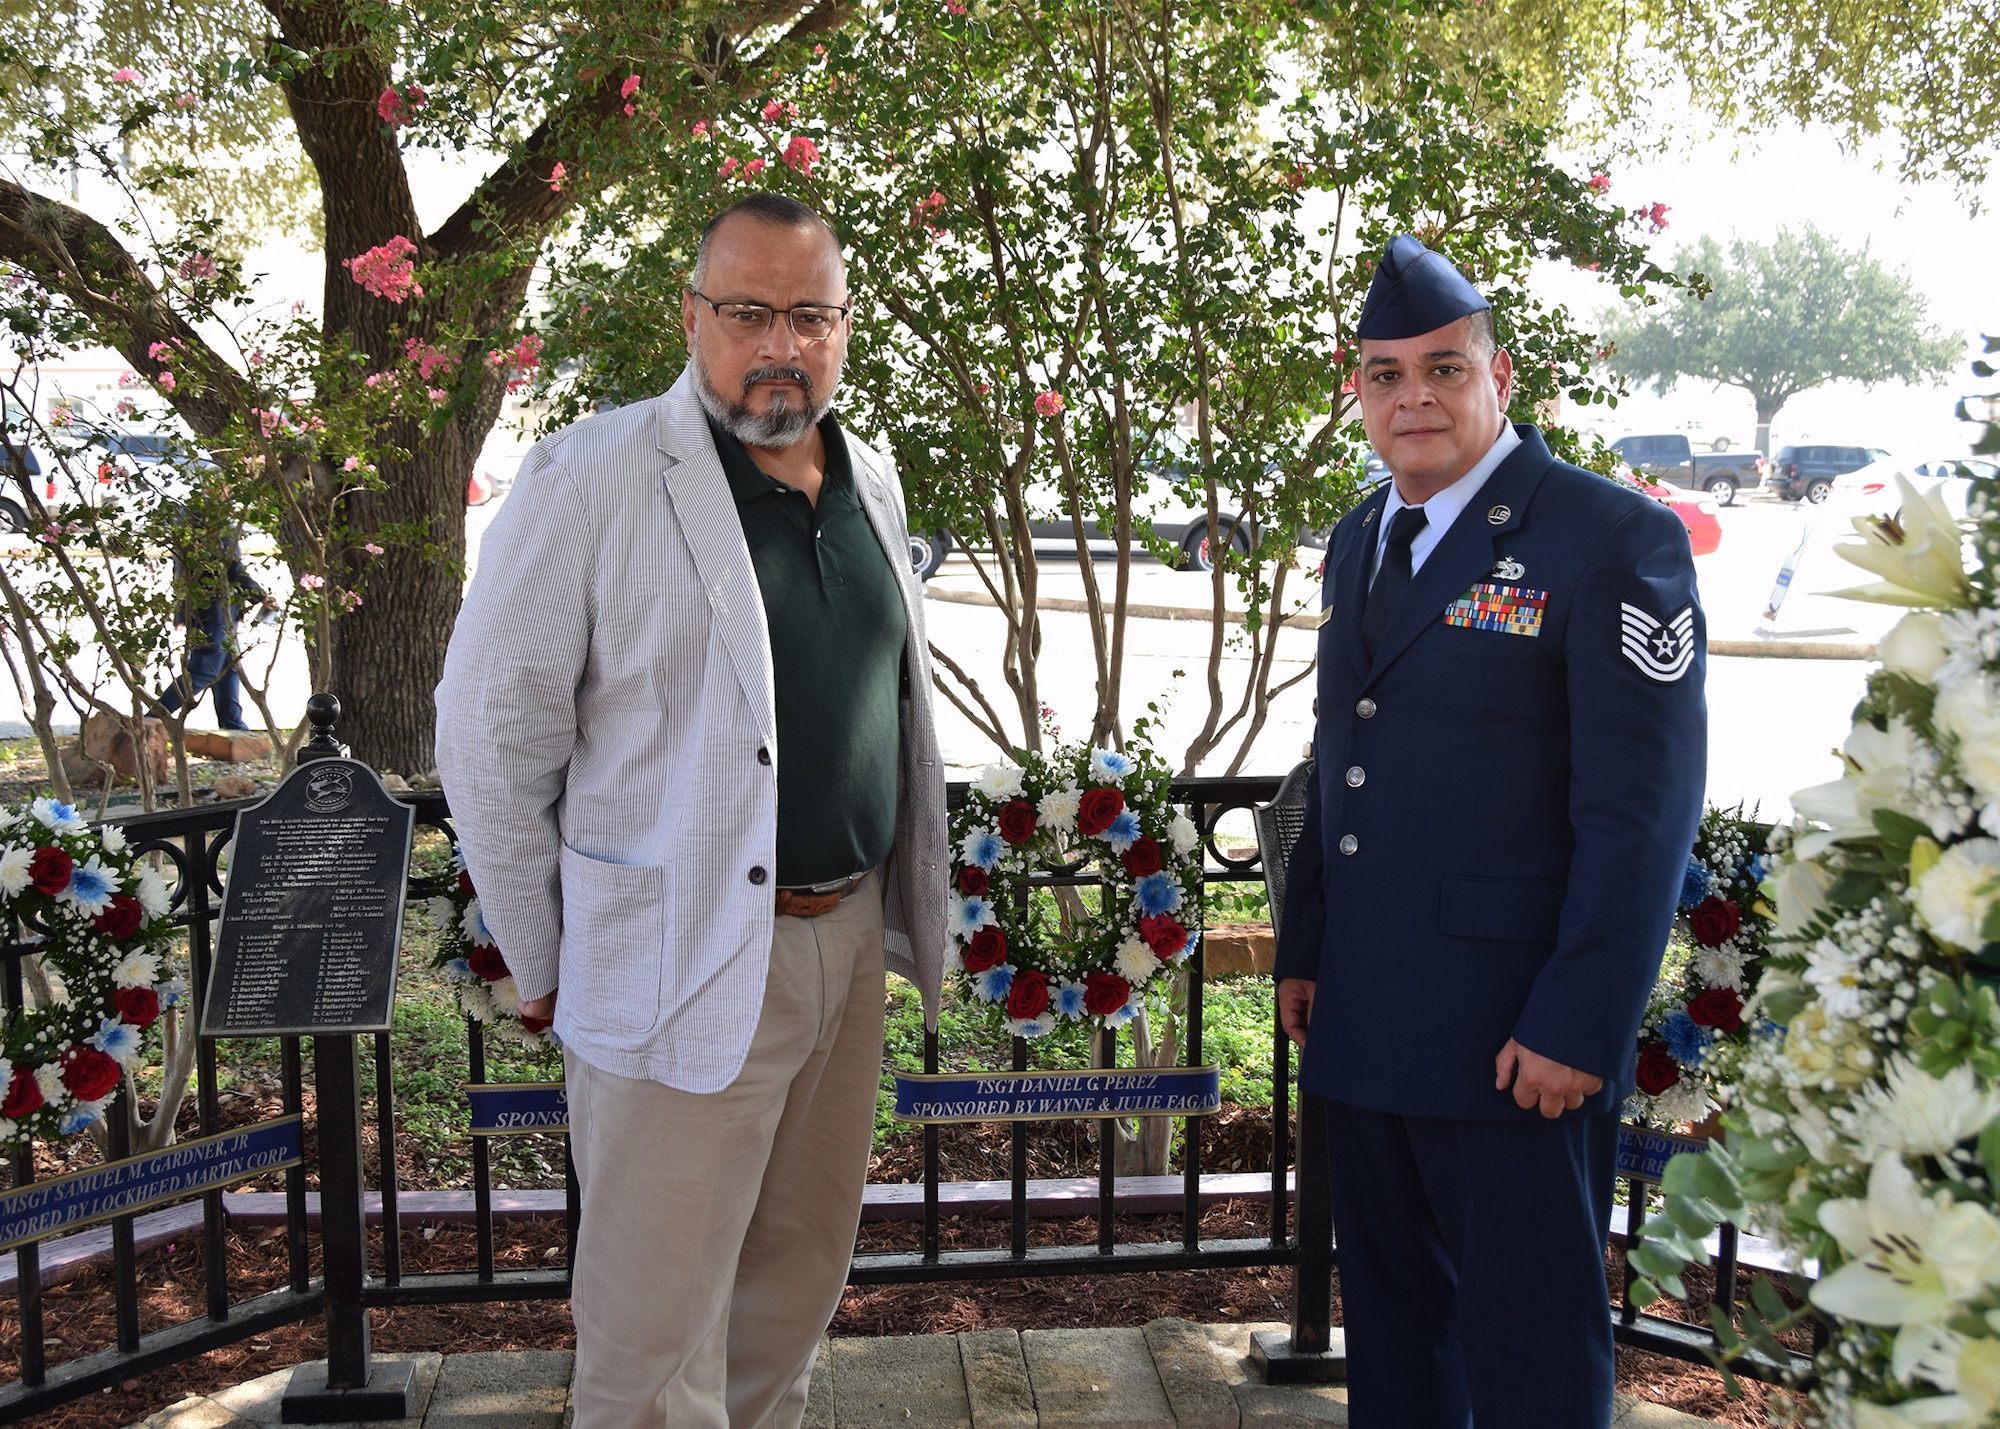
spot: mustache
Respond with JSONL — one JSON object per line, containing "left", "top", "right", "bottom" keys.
{"left": 742, "top": 366, "right": 813, "bottom": 395}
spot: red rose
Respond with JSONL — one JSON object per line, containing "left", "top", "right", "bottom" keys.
{"left": 60, "top": 1045, "right": 121, "bottom": 1103}
{"left": 1077, "top": 788, "right": 1125, "bottom": 838}
{"left": 958, "top": 865, "right": 990, "bottom": 896}
{"left": 1082, "top": 971, "right": 1131, "bottom": 1016}
{"left": 93, "top": 895, "right": 144, "bottom": 941}
{"left": 458, "top": 869, "right": 476, "bottom": 895}
{"left": 519, "top": 1014, "right": 553, "bottom": 1034}
{"left": 1005, "top": 967, "right": 1050, "bottom": 1020}
{"left": 29, "top": 846, "right": 72, "bottom": 895}
{"left": 114, "top": 986, "right": 160, "bottom": 1029}
{"left": 1687, "top": 987, "right": 1744, "bottom": 1033}
{"left": 1138, "top": 913, "right": 1188, "bottom": 959}
{"left": 1688, "top": 896, "right": 1741, "bottom": 948}
{"left": 1635, "top": 1043, "right": 1681, "bottom": 1096}
{"left": 467, "top": 945, "right": 511, "bottom": 982}
{"left": 961, "top": 927, "right": 1008, "bottom": 973}
{"left": 1121, "top": 837, "right": 1162, "bottom": 878}
{"left": 1, "top": 1065, "right": 42, "bottom": 1119}
{"left": 996, "top": 800, "right": 1038, "bottom": 845}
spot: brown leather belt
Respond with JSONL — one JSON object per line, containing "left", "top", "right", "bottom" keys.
{"left": 774, "top": 871, "right": 869, "bottom": 919}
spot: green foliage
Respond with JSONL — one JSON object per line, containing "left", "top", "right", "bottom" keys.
{"left": 1906, "top": 975, "right": 2000, "bottom": 1081}
{"left": 1601, "top": 226, "right": 1962, "bottom": 429}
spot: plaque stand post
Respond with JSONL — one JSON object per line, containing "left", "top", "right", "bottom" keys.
{"left": 281, "top": 695, "right": 414, "bottom": 1422}
{"left": 1251, "top": 1095, "right": 1348, "bottom": 1383}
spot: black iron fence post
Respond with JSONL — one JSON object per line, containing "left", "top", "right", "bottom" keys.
{"left": 1251, "top": 1090, "right": 1346, "bottom": 1382}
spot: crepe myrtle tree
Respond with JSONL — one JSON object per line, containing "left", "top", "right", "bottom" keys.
{"left": 539, "top": 0, "right": 1667, "bottom": 775}
{"left": 0, "top": 1, "right": 849, "bottom": 773}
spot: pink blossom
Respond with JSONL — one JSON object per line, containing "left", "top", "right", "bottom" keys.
{"left": 744, "top": 158, "right": 766, "bottom": 177}
{"left": 174, "top": 92, "right": 195, "bottom": 109}
{"left": 404, "top": 337, "right": 455, "bottom": 381}
{"left": 945, "top": 0, "right": 967, "bottom": 12}
{"left": 1587, "top": 173, "right": 1611, "bottom": 193}
{"left": 343, "top": 235, "right": 422, "bottom": 303}
{"left": 117, "top": 370, "right": 137, "bottom": 389}
{"left": 376, "top": 84, "right": 427, "bottom": 127}
{"left": 255, "top": 407, "right": 283, "bottom": 438}
{"left": 427, "top": 387, "right": 449, "bottom": 405}
{"left": 1643, "top": 201, "right": 1670, "bottom": 232}
{"left": 782, "top": 136, "right": 819, "bottom": 176}
{"left": 339, "top": 589, "right": 363, "bottom": 610}
{"left": 147, "top": 340, "right": 173, "bottom": 363}
{"left": 177, "top": 252, "right": 217, "bottom": 282}
{"left": 692, "top": 121, "right": 709, "bottom": 138}
{"left": 1033, "top": 390, "right": 1065, "bottom": 417}
{"left": 976, "top": 382, "right": 991, "bottom": 395}
{"left": 549, "top": 162, "right": 566, "bottom": 192}
{"left": 299, "top": 573, "right": 325, "bottom": 591}
{"left": 111, "top": 67, "right": 142, "bottom": 84}
{"left": 155, "top": 371, "right": 176, "bottom": 393}
{"left": 113, "top": 398, "right": 135, "bottom": 420}
{"left": 48, "top": 402, "right": 71, "bottom": 427}
{"left": 363, "top": 541, "right": 384, "bottom": 556}
{"left": 720, "top": 156, "right": 740, "bottom": 179}
{"left": 343, "top": 456, "right": 362, "bottom": 472}
{"left": 624, "top": 103, "right": 636, "bottom": 117}
{"left": 762, "top": 99, "right": 783, "bottom": 122}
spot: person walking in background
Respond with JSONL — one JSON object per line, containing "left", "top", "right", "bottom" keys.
{"left": 434, "top": 193, "right": 947, "bottom": 1429}
{"left": 157, "top": 519, "right": 271, "bottom": 731}
{"left": 1274, "top": 235, "right": 1708, "bottom": 1428}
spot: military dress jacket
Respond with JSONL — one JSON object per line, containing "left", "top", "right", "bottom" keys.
{"left": 433, "top": 368, "right": 949, "bottom": 1095}
{"left": 1274, "top": 424, "right": 1707, "bottom": 1120}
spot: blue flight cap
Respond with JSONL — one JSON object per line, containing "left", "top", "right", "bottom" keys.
{"left": 1355, "top": 235, "right": 1491, "bottom": 340}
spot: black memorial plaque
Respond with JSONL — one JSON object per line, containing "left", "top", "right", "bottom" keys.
{"left": 200, "top": 757, "right": 416, "bottom": 1037}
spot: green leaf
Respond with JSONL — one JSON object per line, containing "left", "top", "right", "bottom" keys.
{"left": 1664, "top": 1194, "right": 1722, "bottom": 1240}
{"left": 1692, "top": 1156, "right": 1746, "bottom": 1219}
{"left": 1627, "top": 1276, "right": 1661, "bottom": 1309}
{"left": 1871, "top": 806, "right": 1931, "bottom": 859}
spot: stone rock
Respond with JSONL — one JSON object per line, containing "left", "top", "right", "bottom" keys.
{"left": 380, "top": 772, "right": 412, "bottom": 793}
{"left": 1204, "top": 922, "right": 1275, "bottom": 978}
{"left": 186, "top": 729, "right": 272, "bottom": 762}
{"left": 75, "top": 713, "right": 171, "bottom": 787}
{"left": 210, "top": 775, "right": 261, "bottom": 801}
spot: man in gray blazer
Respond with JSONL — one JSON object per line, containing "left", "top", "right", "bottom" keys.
{"left": 435, "top": 193, "right": 947, "bottom": 1429}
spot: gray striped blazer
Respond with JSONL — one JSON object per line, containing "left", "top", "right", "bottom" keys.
{"left": 433, "top": 369, "right": 947, "bottom": 1092}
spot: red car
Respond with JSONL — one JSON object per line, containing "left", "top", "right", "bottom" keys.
{"left": 1625, "top": 471, "right": 1723, "bottom": 558}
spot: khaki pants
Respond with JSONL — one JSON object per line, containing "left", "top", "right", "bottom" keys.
{"left": 564, "top": 874, "right": 887, "bottom": 1429}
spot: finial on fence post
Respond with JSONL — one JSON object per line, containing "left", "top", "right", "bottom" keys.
{"left": 300, "top": 693, "right": 346, "bottom": 764}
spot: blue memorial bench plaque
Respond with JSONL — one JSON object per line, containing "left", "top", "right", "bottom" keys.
{"left": 892, "top": 1066, "right": 1222, "bottom": 1123}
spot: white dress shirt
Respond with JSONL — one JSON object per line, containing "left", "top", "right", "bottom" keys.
{"left": 1371, "top": 422, "right": 1523, "bottom": 583}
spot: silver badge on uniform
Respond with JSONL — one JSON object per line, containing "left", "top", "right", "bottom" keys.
{"left": 1490, "top": 556, "right": 1525, "bottom": 581}
{"left": 1620, "top": 603, "right": 1696, "bottom": 683}
{"left": 1486, "top": 505, "right": 1511, "bottom": 525}
{"left": 1362, "top": 507, "right": 1378, "bottom": 530}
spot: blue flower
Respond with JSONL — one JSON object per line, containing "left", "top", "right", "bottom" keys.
{"left": 66, "top": 860, "right": 112, "bottom": 909}
{"left": 90, "top": 1019, "right": 141, "bottom": 1064}
{"left": 1748, "top": 855, "right": 1770, "bottom": 884}
{"left": 1678, "top": 859, "right": 1712, "bottom": 910}
{"left": 60, "top": 1103, "right": 104, "bottom": 1135}
{"left": 1056, "top": 980, "right": 1087, "bottom": 1019}
{"left": 949, "top": 895, "right": 996, "bottom": 939}
{"left": 462, "top": 900, "right": 492, "bottom": 946}
{"left": 975, "top": 965, "right": 1015, "bottom": 1003}
{"left": 446, "top": 957, "right": 473, "bottom": 979}
{"left": 1133, "top": 872, "right": 1182, "bottom": 917}
{"left": 1105, "top": 811, "right": 1142, "bottom": 854}
{"left": 1661, "top": 1010, "right": 1709, "bottom": 1066}
{"left": 1106, "top": 997, "right": 1142, "bottom": 1027}
{"left": 959, "top": 828, "right": 1005, "bottom": 871}
{"left": 1089, "top": 748, "right": 1136, "bottom": 784}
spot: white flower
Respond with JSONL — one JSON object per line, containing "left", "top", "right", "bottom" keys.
{"left": 487, "top": 976, "right": 521, "bottom": 1017}
{"left": 426, "top": 896, "right": 458, "bottom": 931}
{"left": 1648, "top": 1078, "right": 1714, "bottom": 1127}
{"left": 1692, "top": 941, "right": 1749, "bottom": 992}
{"left": 133, "top": 864, "right": 170, "bottom": 919}
{"left": 1829, "top": 476, "right": 1973, "bottom": 608}
{"left": 1037, "top": 787, "right": 1081, "bottom": 832}
{"left": 456, "top": 980, "right": 494, "bottom": 1022}
{"left": 1008, "top": 1012, "right": 1057, "bottom": 1039}
{"left": 0, "top": 847, "right": 30, "bottom": 898}
{"left": 111, "top": 950, "right": 160, "bottom": 989}
{"left": 1114, "top": 936, "right": 1161, "bottom": 986}
{"left": 1167, "top": 813, "right": 1199, "bottom": 857}
{"left": 1913, "top": 838, "right": 2000, "bottom": 949}
{"left": 1939, "top": 608, "right": 2000, "bottom": 688}
{"left": 1805, "top": 935, "right": 1869, "bottom": 1020}
{"left": 1935, "top": 676, "right": 2000, "bottom": 834}
{"left": 461, "top": 898, "right": 494, "bottom": 947}
{"left": 35, "top": 1062, "right": 67, "bottom": 1107}
{"left": 0, "top": 1056, "right": 11, "bottom": 1091}
{"left": 98, "top": 824, "right": 127, "bottom": 856}
{"left": 31, "top": 796, "right": 86, "bottom": 834}
{"left": 1834, "top": 1057, "right": 2000, "bottom": 1161}
{"left": 1814, "top": 1158, "right": 2000, "bottom": 1328}
{"left": 1088, "top": 748, "right": 1136, "bottom": 784}
{"left": 974, "top": 762, "right": 1025, "bottom": 801}
{"left": 1880, "top": 610, "right": 1952, "bottom": 681}
{"left": 1790, "top": 774, "right": 1875, "bottom": 860}
{"left": 0, "top": 1118, "right": 14, "bottom": 1144}
{"left": 1893, "top": 1328, "right": 2000, "bottom": 1424}
{"left": 947, "top": 893, "right": 997, "bottom": 939}
{"left": 1771, "top": 853, "right": 1835, "bottom": 938}
{"left": 1788, "top": 1098, "right": 1853, "bottom": 1167}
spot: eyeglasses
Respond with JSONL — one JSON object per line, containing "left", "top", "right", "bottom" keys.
{"left": 688, "top": 290, "right": 850, "bottom": 343}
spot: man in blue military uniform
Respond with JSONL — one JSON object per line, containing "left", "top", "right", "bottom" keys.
{"left": 1274, "top": 236, "right": 1707, "bottom": 1427}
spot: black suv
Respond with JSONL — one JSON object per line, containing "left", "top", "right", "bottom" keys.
{"left": 1770, "top": 444, "right": 1892, "bottom": 504}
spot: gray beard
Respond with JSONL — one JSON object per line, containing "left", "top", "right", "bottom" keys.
{"left": 691, "top": 349, "right": 836, "bottom": 449}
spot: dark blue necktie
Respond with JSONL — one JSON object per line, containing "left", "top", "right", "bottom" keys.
{"left": 1361, "top": 505, "right": 1428, "bottom": 662}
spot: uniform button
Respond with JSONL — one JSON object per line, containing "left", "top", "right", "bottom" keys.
{"left": 748, "top": 866, "right": 768, "bottom": 885}
{"left": 757, "top": 747, "right": 772, "bottom": 766}
{"left": 1355, "top": 698, "right": 1377, "bottom": 718}
{"left": 1345, "top": 766, "right": 1365, "bottom": 787}
{"left": 1338, "top": 835, "right": 1359, "bottom": 856}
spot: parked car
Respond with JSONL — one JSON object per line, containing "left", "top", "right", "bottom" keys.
{"left": 1632, "top": 474, "right": 1723, "bottom": 557}
{"left": 1609, "top": 433, "right": 1765, "bottom": 507}
{"left": 1914, "top": 457, "right": 2000, "bottom": 483}
{"left": 1768, "top": 444, "right": 1892, "bottom": 504}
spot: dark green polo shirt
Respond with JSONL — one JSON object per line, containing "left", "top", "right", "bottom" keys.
{"left": 708, "top": 413, "right": 907, "bottom": 887}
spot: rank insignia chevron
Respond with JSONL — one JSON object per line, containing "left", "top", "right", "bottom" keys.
{"left": 1619, "top": 603, "right": 1695, "bottom": 682}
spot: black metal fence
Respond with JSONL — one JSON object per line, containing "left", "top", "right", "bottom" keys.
{"left": 0, "top": 776, "right": 1808, "bottom": 1420}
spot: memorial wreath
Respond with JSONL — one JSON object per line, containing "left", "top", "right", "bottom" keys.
{"left": 948, "top": 740, "right": 1203, "bottom": 1039}
{"left": 426, "top": 858, "right": 557, "bottom": 1049}
{"left": 0, "top": 798, "right": 179, "bottom": 1145}
{"left": 1628, "top": 805, "right": 1774, "bottom": 1129}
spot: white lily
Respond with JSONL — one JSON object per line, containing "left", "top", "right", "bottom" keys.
{"left": 1880, "top": 611, "right": 1951, "bottom": 681}
{"left": 1813, "top": 1158, "right": 2000, "bottom": 1328}
{"left": 1828, "top": 477, "right": 1973, "bottom": 608}
{"left": 1770, "top": 853, "right": 1836, "bottom": 938}
{"left": 1834, "top": 1057, "right": 2000, "bottom": 1161}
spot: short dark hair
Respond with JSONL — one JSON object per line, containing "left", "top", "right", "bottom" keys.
{"left": 691, "top": 193, "right": 843, "bottom": 291}
{"left": 1464, "top": 307, "right": 1498, "bottom": 354}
